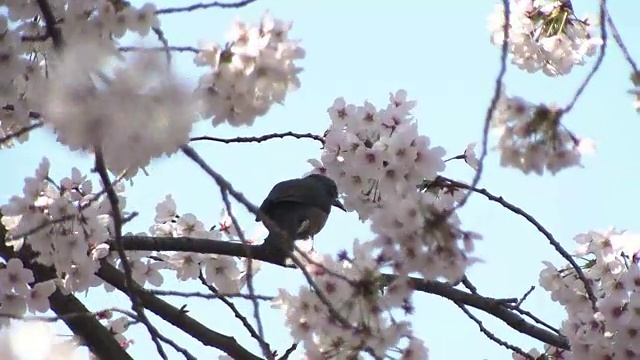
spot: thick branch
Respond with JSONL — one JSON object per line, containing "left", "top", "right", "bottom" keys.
{"left": 35, "top": 0, "right": 64, "bottom": 50}
{"left": 96, "top": 263, "right": 263, "bottom": 360}
{"left": 115, "top": 235, "right": 282, "bottom": 263}
{"left": 116, "top": 234, "right": 569, "bottom": 350}
{"left": 437, "top": 176, "right": 597, "bottom": 311}
{"left": 0, "top": 222, "right": 131, "bottom": 359}
{"left": 392, "top": 275, "right": 569, "bottom": 350}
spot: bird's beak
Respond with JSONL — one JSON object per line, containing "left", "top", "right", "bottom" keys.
{"left": 332, "top": 198, "right": 347, "bottom": 212}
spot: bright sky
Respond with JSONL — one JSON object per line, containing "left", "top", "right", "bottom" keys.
{"left": 2, "top": 0, "right": 640, "bottom": 359}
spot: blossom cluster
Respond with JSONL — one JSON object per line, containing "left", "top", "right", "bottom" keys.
{"left": 524, "top": 229, "right": 640, "bottom": 359}
{"left": 0, "top": 259, "right": 56, "bottom": 328}
{"left": 44, "top": 47, "right": 196, "bottom": 178}
{"left": 272, "top": 240, "right": 428, "bottom": 359}
{"left": 266, "top": 92, "right": 483, "bottom": 357}
{"left": 487, "top": 0, "right": 601, "bottom": 76}
{"left": 491, "top": 89, "right": 595, "bottom": 175}
{"left": 0, "top": 159, "right": 260, "bottom": 335}
{"left": 0, "top": 158, "right": 131, "bottom": 311}
{"left": 0, "top": 1, "right": 162, "bottom": 149}
{"left": 2, "top": 2, "right": 303, "bottom": 177}
{"left": 308, "top": 91, "right": 481, "bottom": 282}
{"left": 103, "top": 312, "right": 136, "bottom": 350}
{"left": 194, "top": 12, "right": 305, "bottom": 127}
{"left": 144, "top": 195, "right": 263, "bottom": 293}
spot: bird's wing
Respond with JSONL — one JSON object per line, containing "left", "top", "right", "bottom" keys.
{"left": 255, "top": 178, "right": 328, "bottom": 221}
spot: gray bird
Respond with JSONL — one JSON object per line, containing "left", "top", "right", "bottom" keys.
{"left": 256, "top": 174, "right": 346, "bottom": 259}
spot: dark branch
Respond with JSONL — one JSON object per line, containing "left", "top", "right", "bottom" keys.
{"left": 0, "top": 219, "right": 132, "bottom": 360}
{"left": 455, "top": 302, "right": 534, "bottom": 359}
{"left": 562, "top": 0, "right": 608, "bottom": 114}
{"left": 115, "top": 234, "right": 569, "bottom": 350}
{"left": 156, "top": 0, "right": 259, "bottom": 14}
{"left": 115, "top": 235, "right": 284, "bottom": 265}
{"left": 398, "top": 275, "right": 569, "bottom": 350}
{"left": 605, "top": 12, "right": 639, "bottom": 75}
{"left": 190, "top": 132, "right": 325, "bottom": 146}
{"left": 0, "top": 122, "right": 44, "bottom": 146}
{"left": 94, "top": 150, "right": 169, "bottom": 359}
{"left": 437, "top": 175, "right": 598, "bottom": 311}
{"left": 35, "top": 0, "right": 64, "bottom": 50}
{"left": 198, "top": 274, "right": 273, "bottom": 358}
{"left": 453, "top": 0, "right": 510, "bottom": 212}
{"left": 96, "top": 263, "right": 263, "bottom": 360}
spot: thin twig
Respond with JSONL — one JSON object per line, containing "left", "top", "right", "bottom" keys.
{"left": 152, "top": 26, "right": 172, "bottom": 64}
{"left": 218, "top": 189, "right": 272, "bottom": 360}
{"left": 278, "top": 343, "right": 298, "bottom": 360}
{"left": 0, "top": 122, "right": 44, "bottom": 145}
{"left": 461, "top": 275, "right": 478, "bottom": 294}
{"left": 190, "top": 132, "right": 326, "bottom": 146}
{"left": 93, "top": 150, "right": 168, "bottom": 360}
{"left": 149, "top": 289, "right": 273, "bottom": 301}
{"left": 156, "top": 0, "right": 259, "bottom": 14}
{"left": 516, "top": 286, "right": 535, "bottom": 307}
{"left": 92, "top": 308, "right": 197, "bottom": 360}
{"left": 292, "top": 244, "right": 357, "bottom": 286}
{"left": 119, "top": 46, "right": 201, "bottom": 54}
{"left": 439, "top": 176, "right": 598, "bottom": 311}
{"left": 102, "top": 309, "right": 198, "bottom": 360}
{"left": 562, "top": 0, "right": 608, "bottom": 113}
{"left": 5, "top": 175, "right": 129, "bottom": 242}
{"left": 456, "top": 303, "right": 534, "bottom": 360}
{"left": 97, "top": 262, "right": 262, "bottom": 360}
{"left": 605, "top": 12, "right": 638, "bottom": 74}
{"left": 453, "top": 0, "right": 510, "bottom": 212}
{"left": 198, "top": 273, "right": 273, "bottom": 358}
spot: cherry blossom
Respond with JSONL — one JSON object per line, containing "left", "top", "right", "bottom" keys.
{"left": 194, "top": 12, "right": 305, "bottom": 127}
{"left": 0, "top": 1, "right": 637, "bottom": 359}
{"left": 309, "top": 91, "right": 481, "bottom": 282}
{"left": 272, "top": 240, "right": 421, "bottom": 358}
{"left": 488, "top": 0, "right": 602, "bottom": 76}
{"left": 490, "top": 88, "right": 595, "bottom": 175}
{"left": 26, "top": 280, "right": 57, "bottom": 313}
{"left": 43, "top": 47, "right": 197, "bottom": 178}
{"left": 0, "top": 258, "right": 34, "bottom": 296}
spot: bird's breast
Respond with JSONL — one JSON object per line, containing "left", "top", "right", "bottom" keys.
{"left": 297, "top": 207, "right": 330, "bottom": 238}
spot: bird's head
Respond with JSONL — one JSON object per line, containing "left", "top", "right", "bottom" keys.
{"left": 306, "top": 173, "right": 347, "bottom": 212}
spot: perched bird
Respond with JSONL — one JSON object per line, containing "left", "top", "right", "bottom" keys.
{"left": 256, "top": 174, "right": 346, "bottom": 259}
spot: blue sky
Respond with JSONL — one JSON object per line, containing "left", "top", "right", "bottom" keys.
{"left": 2, "top": 0, "right": 640, "bottom": 359}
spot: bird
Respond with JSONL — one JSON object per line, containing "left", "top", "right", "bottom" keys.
{"left": 255, "top": 174, "right": 346, "bottom": 261}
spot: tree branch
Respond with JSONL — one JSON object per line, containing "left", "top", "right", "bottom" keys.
{"left": 0, "top": 220, "right": 132, "bottom": 360}
{"left": 96, "top": 262, "right": 263, "bottom": 360}
{"left": 115, "top": 234, "right": 569, "bottom": 350}
{"left": 156, "top": 0, "right": 259, "bottom": 15}
{"left": 436, "top": 175, "right": 597, "bottom": 311}
{"left": 190, "top": 132, "right": 325, "bottom": 146}
{"left": 35, "top": 0, "right": 63, "bottom": 50}
{"left": 94, "top": 150, "right": 169, "bottom": 359}
{"left": 396, "top": 275, "right": 569, "bottom": 350}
